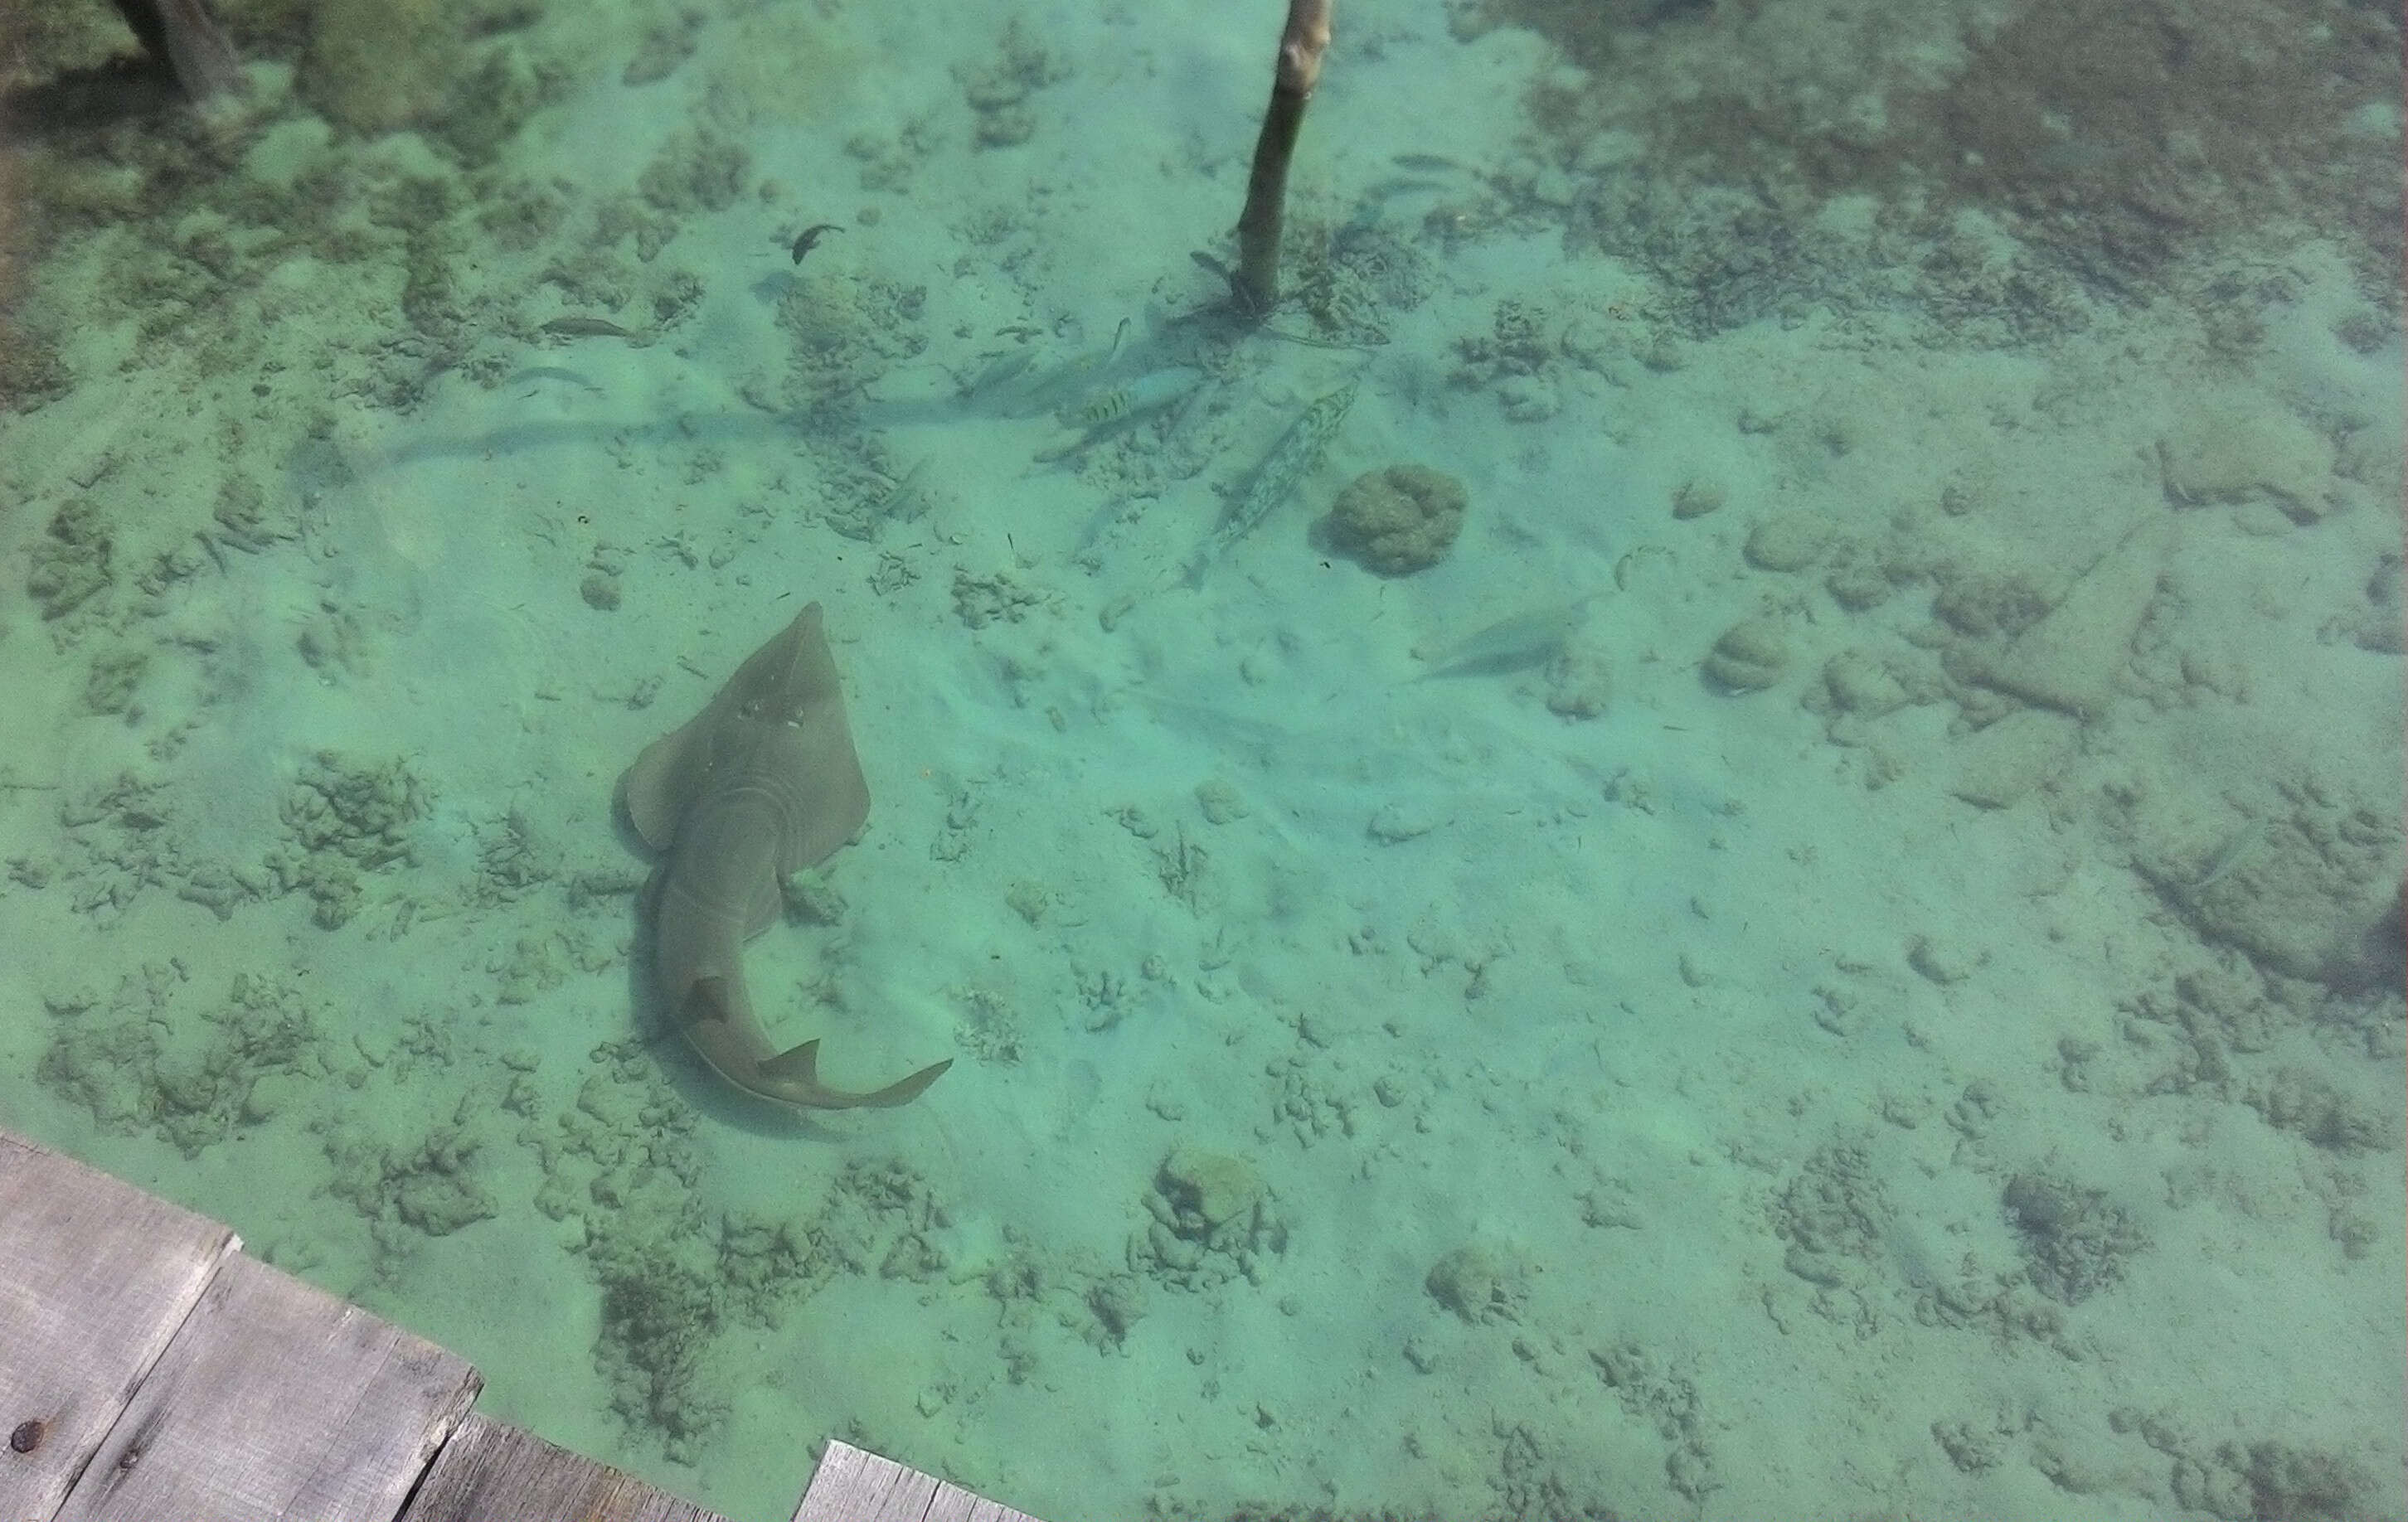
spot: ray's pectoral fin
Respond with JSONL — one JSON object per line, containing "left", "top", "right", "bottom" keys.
{"left": 759, "top": 1040, "right": 955, "bottom": 1110}
{"left": 618, "top": 717, "right": 703, "bottom": 852}
{"left": 617, "top": 608, "right": 870, "bottom": 848}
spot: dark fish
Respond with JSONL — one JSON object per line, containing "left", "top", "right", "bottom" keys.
{"left": 790, "top": 224, "right": 843, "bottom": 264}
{"left": 541, "top": 316, "right": 639, "bottom": 339}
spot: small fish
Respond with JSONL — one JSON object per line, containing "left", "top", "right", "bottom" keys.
{"left": 541, "top": 316, "right": 639, "bottom": 339}
{"left": 1357, "top": 175, "right": 1450, "bottom": 203}
{"left": 1034, "top": 367, "right": 1203, "bottom": 463}
{"left": 868, "top": 456, "right": 934, "bottom": 521}
{"left": 789, "top": 223, "right": 842, "bottom": 264}
{"left": 1010, "top": 326, "right": 1129, "bottom": 418}
{"left": 1071, "top": 494, "right": 1146, "bottom": 559}
{"left": 2174, "top": 819, "right": 2266, "bottom": 900}
{"left": 1413, "top": 594, "right": 1604, "bottom": 676}
{"left": 1391, "top": 152, "right": 1467, "bottom": 173}
{"left": 959, "top": 347, "right": 1037, "bottom": 400}
{"left": 504, "top": 365, "right": 603, "bottom": 395}
{"left": 1186, "top": 377, "right": 1359, "bottom": 584}
{"left": 1066, "top": 366, "right": 1203, "bottom": 430}
{"left": 1070, "top": 387, "right": 1140, "bottom": 429}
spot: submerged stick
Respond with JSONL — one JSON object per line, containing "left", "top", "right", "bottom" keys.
{"left": 1230, "top": 0, "right": 1333, "bottom": 319}
{"left": 113, "top": 0, "right": 248, "bottom": 99}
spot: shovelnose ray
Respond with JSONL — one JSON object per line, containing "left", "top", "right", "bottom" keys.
{"left": 617, "top": 604, "right": 952, "bottom": 1111}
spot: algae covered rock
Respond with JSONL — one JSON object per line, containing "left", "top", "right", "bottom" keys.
{"left": 1137, "top": 1146, "right": 1285, "bottom": 1288}
{"left": 1704, "top": 616, "right": 1792, "bottom": 691}
{"left": 1326, "top": 464, "right": 1467, "bottom": 574}
{"left": 274, "top": 753, "right": 430, "bottom": 928}
{"left": 39, "top": 971, "right": 329, "bottom": 1157}
{"left": 1745, "top": 511, "right": 1834, "bottom": 572}
{"left": 27, "top": 499, "right": 113, "bottom": 619}
{"left": 301, "top": 0, "right": 462, "bottom": 134}
{"left": 1671, "top": 475, "right": 1726, "bottom": 519}
{"left": 327, "top": 1122, "right": 498, "bottom": 1238}
{"left": 1425, "top": 1238, "right": 1535, "bottom": 1324}
{"left": 2002, "top": 1171, "right": 2147, "bottom": 1305}
{"left": 1974, "top": 516, "right": 2168, "bottom": 719}
{"left": 2158, "top": 400, "right": 2337, "bottom": 521}
{"left": 2146, "top": 777, "right": 2405, "bottom": 983}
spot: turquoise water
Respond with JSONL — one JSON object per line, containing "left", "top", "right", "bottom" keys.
{"left": 1, "top": 2, "right": 2402, "bottom": 1519}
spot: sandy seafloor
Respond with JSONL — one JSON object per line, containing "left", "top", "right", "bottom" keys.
{"left": 1, "top": 0, "right": 2404, "bottom": 1519}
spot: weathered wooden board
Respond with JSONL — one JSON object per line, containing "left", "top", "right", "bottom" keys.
{"left": 0, "top": 1128, "right": 238, "bottom": 1522}
{"left": 2, "top": 1128, "right": 1028, "bottom": 1522}
{"left": 401, "top": 1411, "right": 727, "bottom": 1522}
{"left": 794, "top": 1441, "right": 1043, "bottom": 1522}
{"left": 51, "top": 1253, "right": 480, "bottom": 1522}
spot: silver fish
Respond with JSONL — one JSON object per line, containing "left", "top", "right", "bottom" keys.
{"left": 1187, "top": 377, "right": 1359, "bottom": 585}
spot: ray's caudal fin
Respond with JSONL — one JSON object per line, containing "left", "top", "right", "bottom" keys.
{"left": 1229, "top": 0, "right": 1335, "bottom": 320}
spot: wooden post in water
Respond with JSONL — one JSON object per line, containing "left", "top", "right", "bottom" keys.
{"left": 1230, "top": 0, "right": 1333, "bottom": 319}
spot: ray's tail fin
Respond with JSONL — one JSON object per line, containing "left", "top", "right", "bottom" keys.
{"left": 758, "top": 1040, "right": 953, "bottom": 1109}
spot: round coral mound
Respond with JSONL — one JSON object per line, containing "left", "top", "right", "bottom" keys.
{"left": 1326, "top": 464, "right": 1467, "bottom": 575}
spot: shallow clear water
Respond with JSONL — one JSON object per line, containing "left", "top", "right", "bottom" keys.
{"left": 2, "top": 2, "right": 2402, "bottom": 1520}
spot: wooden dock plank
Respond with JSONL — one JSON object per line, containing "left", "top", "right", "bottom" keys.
{"left": 0, "top": 1129, "right": 239, "bottom": 1522}
{"left": 52, "top": 1253, "right": 480, "bottom": 1522}
{"left": 401, "top": 1412, "right": 727, "bottom": 1522}
{"left": 2, "top": 1127, "right": 1041, "bottom": 1522}
{"left": 794, "top": 1441, "right": 1042, "bottom": 1522}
